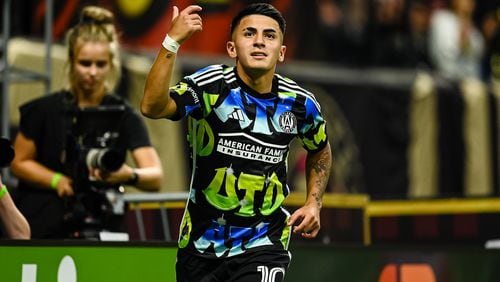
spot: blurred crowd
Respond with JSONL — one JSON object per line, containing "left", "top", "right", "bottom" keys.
{"left": 291, "top": 0, "right": 499, "bottom": 82}
{"left": 5, "top": 0, "right": 498, "bottom": 83}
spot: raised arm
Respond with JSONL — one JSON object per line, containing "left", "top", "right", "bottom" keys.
{"left": 141, "top": 5, "right": 203, "bottom": 119}
{"left": 288, "top": 142, "right": 332, "bottom": 238}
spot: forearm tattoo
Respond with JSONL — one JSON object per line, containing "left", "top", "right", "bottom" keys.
{"left": 306, "top": 147, "right": 332, "bottom": 207}
{"left": 311, "top": 192, "right": 322, "bottom": 208}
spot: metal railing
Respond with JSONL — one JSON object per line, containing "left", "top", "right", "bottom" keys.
{"left": 123, "top": 192, "right": 189, "bottom": 241}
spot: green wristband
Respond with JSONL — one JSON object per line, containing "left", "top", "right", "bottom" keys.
{"left": 0, "top": 185, "right": 8, "bottom": 199}
{"left": 51, "top": 172, "right": 63, "bottom": 189}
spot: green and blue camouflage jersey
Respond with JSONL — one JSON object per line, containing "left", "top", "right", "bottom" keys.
{"left": 169, "top": 64, "right": 328, "bottom": 258}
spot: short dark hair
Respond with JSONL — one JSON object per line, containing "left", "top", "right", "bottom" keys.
{"left": 230, "top": 3, "right": 286, "bottom": 36}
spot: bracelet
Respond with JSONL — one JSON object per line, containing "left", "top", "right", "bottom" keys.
{"left": 0, "top": 185, "right": 7, "bottom": 200}
{"left": 50, "top": 172, "right": 63, "bottom": 190}
{"left": 162, "top": 34, "right": 180, "bottom": 53}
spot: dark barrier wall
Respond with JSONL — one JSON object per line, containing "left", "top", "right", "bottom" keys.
{"left": 287, "top": 68, "right": 498, "bottom": 199}
{"left": 312, "top": 78, "right": 411, "bottom": 197}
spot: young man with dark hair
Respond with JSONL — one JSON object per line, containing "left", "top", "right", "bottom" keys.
{"left": 142, "top": 3, "right": 332, "bottom": 281}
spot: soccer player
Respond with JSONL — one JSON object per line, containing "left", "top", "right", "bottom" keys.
{"left": 141, "top": 3, "right": 332, "bottom": 281}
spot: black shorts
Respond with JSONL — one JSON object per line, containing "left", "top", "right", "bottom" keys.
{"left": 176, "top": 248, "right": 291, "bottom": 282}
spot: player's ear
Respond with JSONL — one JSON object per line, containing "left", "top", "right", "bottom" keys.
{"left": 227, "top": 41, "right": 237, "bottom": 58}
{"left": 278, "top": 45, "right": 286, "bottom": 63}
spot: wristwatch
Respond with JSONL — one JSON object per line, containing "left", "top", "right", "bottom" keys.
{"left": 125, "top": 169, "right": 139, "bottom": 185}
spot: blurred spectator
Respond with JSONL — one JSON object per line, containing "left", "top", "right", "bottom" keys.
{"left": 292, "top": 0, "right": 369, "bottom": 66}
{"left": 367, "top": 0, "right": 433, "bottom": 68}
{"left": 320, "top": 0, "right": 369, "bottom": 66}
{"left": 404, "top": 0, "right": 434, "bottom": 69}
{"left": 479, "top": 7, "right": 500, "bottom": 81}
{"left": 490, "top": 10, "right": 500, "bottom": 82}
{"left": 429, "top": 0, "right": 485, "bottom": 80}
{"left": 368, "top": 0, "right": 407, "bottom": 66}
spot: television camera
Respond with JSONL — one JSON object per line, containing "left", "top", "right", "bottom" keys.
{"left": 63, "top": 105, "right": 127, "bottom": 239}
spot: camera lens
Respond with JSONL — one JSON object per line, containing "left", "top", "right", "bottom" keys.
{"left": 86, "top": 148, "right": 126, "bottom": 172}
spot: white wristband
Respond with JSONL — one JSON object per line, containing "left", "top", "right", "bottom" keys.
{"left": 162, "top": 34, "right": 180, "bottom": 53}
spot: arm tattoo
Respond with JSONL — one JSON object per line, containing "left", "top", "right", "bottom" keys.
{"left": 306, "top": 146, "right": 332, "bottom": 207}
{"left": 311, "top": 192, "right": 321, "bottom": 207}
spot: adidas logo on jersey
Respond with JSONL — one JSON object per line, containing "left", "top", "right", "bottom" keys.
{"left": 228, "top": 108, "right": 245, "bottom": 121}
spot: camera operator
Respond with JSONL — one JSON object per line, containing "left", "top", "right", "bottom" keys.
{"left": 0, "top": 138, "right": 30, "bottom": 239}
{"left": 11, "top": 6, "right": 163, "bottom": 239}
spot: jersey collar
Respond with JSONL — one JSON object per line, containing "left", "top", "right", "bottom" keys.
{"left": 233, "top": 67, "right": 279, "bottom": 99}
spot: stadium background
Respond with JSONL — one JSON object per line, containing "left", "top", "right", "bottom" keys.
{"left": 2, "top": 0, "right": 500, "bottom": 281}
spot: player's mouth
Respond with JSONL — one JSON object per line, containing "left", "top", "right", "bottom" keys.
{"left": 251, "top": 52, "right": 267, "bottom": 59}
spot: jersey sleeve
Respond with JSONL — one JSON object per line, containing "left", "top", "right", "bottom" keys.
{"left": 168, "top": 78, "right": 203, "bottom": 121}
{"left": 298, "top": 96, "right": 329, "bottom": 153}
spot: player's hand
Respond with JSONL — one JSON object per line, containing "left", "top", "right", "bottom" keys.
{"left": 288, "top": 202, "right": 321, "bottom": 239}
{"left": 168, "top": 5, "right": 203, "bottom": 45}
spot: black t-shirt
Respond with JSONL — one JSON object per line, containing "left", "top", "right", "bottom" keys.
{"left": 15, "top": 90, "right": 152, "bottom": 238}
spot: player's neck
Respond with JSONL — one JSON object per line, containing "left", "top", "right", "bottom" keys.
{"left": 237, "top": 65, "right": 275, "bottom": 94}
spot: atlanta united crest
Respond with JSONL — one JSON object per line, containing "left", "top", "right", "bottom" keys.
{"left": 279, "top": 112, "right": 297, "bottom": 133}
